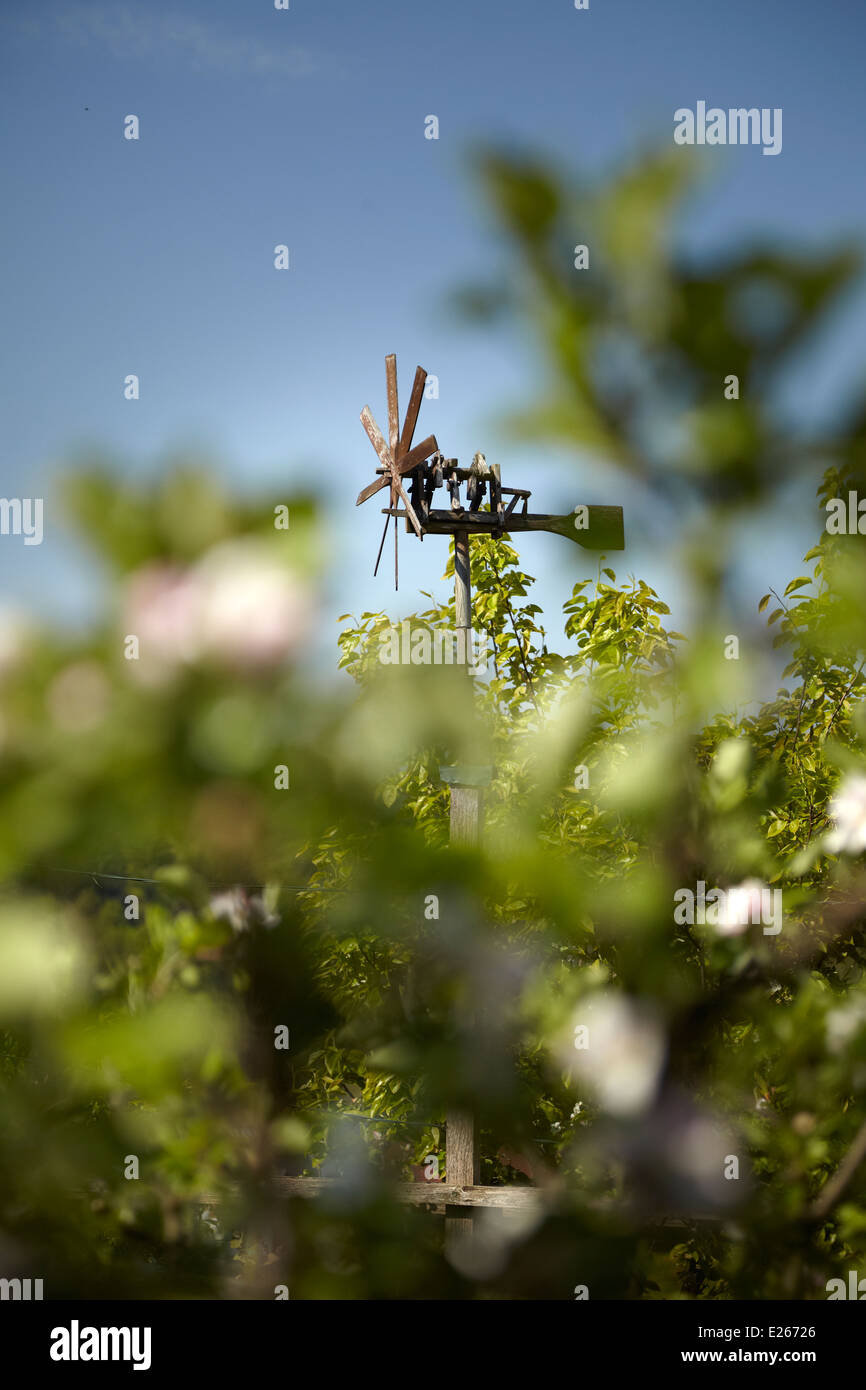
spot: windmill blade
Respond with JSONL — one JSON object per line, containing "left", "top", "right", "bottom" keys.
{"left": 390, "top": 471, "right": 424, "bottom": 541}
{"left": 399, "top": 366, "right": 427, "bottom": 458}
{"left": 385, "top": 354, "right": 400, "bottom": 457}
{"left": 364, "top": 358, "right": 428, "bottom": 586}
{"left": 385, "top": 357, "right": 401, "bottom": 586}
{"left": 360, "top": 405, "right": 391, "bottom": 471}
{"left": 357, "top": 407, "right": 424, "bottom": 539}
{"left": 356, "top": 429, "right": 438, "bottom": 505}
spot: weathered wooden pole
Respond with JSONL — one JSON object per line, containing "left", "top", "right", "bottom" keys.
{"left": 441, "top": 531, "right": 488, "bottom": 1250}
{"left": 444, "top": 761, "right": 480, "bottom": 1244}
{"left": 454, "top": 531, "right": 472, "bottom": 663}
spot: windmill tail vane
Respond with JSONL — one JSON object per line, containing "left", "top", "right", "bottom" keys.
{"left": 357, "top": 354, "right": 624, "bottom": 589}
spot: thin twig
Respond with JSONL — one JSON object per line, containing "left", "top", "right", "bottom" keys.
{"left": 810, "top": 1118, "right": 866, "bottom": 1221}
{"left": 487, "top": 545, "right": 540, "bottom": 714}
{"left": 823, "top": 656, "right": 866, "bottom": 745}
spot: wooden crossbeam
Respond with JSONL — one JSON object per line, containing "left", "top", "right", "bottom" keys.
{"left": 199, "top": 1177, "right": 722, "bottom": 1227}
{"left": 381, "top": 506, "right": 625, "bottom": 550}
{"left": 278, "top": 1179, "right": 541, "bottom": 1210}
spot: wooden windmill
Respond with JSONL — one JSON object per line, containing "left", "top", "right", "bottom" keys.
{"left": 357, "top": 354, "right": 625, "bottom": 591}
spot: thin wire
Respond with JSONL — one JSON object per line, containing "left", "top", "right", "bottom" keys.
{"left": 311, "top": 1111, "right": 432, "bottom": 1128}
{"left": 17, "top": 866, "right": 345, "bottom": 892}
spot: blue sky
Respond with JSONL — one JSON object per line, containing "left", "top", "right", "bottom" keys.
{"left": 2, "top": 0, "right": 865, "bottom": 676}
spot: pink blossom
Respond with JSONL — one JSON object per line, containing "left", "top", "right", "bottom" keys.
{"left": 123, "top": 540, "right": 313, "bottom": 679}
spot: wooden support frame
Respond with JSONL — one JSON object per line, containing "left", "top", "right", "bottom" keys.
{"left": 205, "top": 1177, "right": 722, "bottom": 1228}
{"left": 279, "top": 1178, "right": 542, "bottom": 1209}
{"left": 383, "top": 505, "right": 624, "bottom": 549}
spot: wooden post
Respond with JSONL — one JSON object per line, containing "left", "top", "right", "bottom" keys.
{"left": 454, "top": 530, "right": 471, "bottom": 663}
{"left": 445, "top": 775, "right": 481, "bottom": 1246}
{"left": 441, "top": 531, "right": 487, "bottom": 1251}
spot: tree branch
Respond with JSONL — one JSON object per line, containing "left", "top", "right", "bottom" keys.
{"left": 810, "top": 1117, "right": 866, "bottom": 1221}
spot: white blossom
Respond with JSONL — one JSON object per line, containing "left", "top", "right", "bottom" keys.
{"left": 826, "top": 996, "right": 866, "bottom": 1054}
{"left": 826, "top": 775, "right": 866, "bottom": 854}
{"left": 209, "top": 888, "right": 250, "bottom": 934}
{"left": 209, "top": 886, "right": 280, "bottom": 933}
{"left": 564, "top": 994, "right": 665, "bottom": 1117}
{"left": 715, "top": 879, "right": 766, "bottom": 937}
{"left": 195, "top": 539, "right": 312, "bottom": 670}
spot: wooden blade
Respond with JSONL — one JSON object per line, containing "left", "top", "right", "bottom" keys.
{"left": 360, "top": 405, "right": 391, "bottom": 470}
{"left": 398, "top": 366, "right": 427, "bottom": 459}
{"left": 386, "top": 354, "right": 400, "bottom": 457}
{"left": 358, "top": 404, "right": 424, "bottom": 539}
{"left": 391, "top": 472, "right": 424, "bottom": 540}
{"left": 357, "top": 474, "right": 391, "bottom": 507}
{"left": 523, "top": 506, "right": 624, "bottom": 550}
{"left": 356, "top": 432, "right": 438, "bottom": 505}
{"left": 397, "top": 434, "right": 438, "bottom": 476}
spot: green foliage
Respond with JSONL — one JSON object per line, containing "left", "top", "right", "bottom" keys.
{"left": 2, "top": 150, "right": 866, "bottom": 1299}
